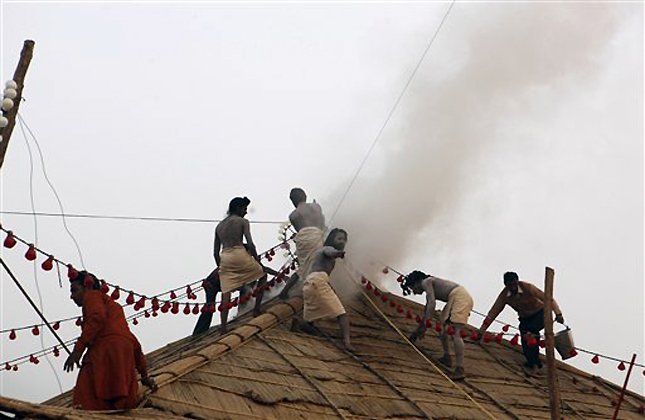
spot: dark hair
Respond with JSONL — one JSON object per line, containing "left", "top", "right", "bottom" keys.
{"left": 228, "top": 196, "right": 250, "bottom": 216}
{"left": 289, "top": 188, "right": 306, "bottom": 204}
{"left": 400, "top": 270, "right": 428, "bottom": 296}
{"left": 324, "top": 228, "right": 347, "bottom": 246}
{"left": 503, "top": 272, "right": 519, "bottom": 284}
{"left": 70, "top": 270, "right": 100, "bottom": 290}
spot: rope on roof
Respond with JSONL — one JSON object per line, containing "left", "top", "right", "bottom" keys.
{"left": 338, "top": 263, "right": 498, "bottom": 420}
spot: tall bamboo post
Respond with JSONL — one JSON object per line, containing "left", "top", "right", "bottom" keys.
{"left": 544, "top": 266, "right": 562, "bottom": 420}
{"left": 0, "top": 40, "right": 35, "bottom": 170}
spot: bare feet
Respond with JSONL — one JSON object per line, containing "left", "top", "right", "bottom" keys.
{"left": 343, "top": 341, "right": 356, "bottom": 353}
{"left": 290, "top": 318, "right": 301, "bottom": 332}
{"left": 438, "top": 355, "right": 453, "bottom": 368}
{"left": 450, "top": 366, "right": 465, "bottom": 381}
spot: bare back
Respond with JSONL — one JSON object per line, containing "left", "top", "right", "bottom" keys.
{"left": 423, "top": 276, "right": 459, "bottom": 302}
{"left": 215, "top": 216, "right": 248, "bottom": 249}
{"left": 289, "top": 202, "right": 325, "bottom": 231}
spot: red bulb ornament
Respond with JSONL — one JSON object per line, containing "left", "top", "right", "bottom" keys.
{"left": 42, "top": 256, "right": 54, "bottom": 271}
{"left": 25, "top": 244, "right": 37, "bottom": 261}
{"left": 3, "top": 231, "right": 16, "bottom": 248}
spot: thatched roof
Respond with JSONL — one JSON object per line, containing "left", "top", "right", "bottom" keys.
{"left": 2, "top": 284, "right": 644, "bottom": 419}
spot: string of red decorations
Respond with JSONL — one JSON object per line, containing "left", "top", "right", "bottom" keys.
{"left": 0, "top": 225, "right": 294, "bottom": 333}
{"left": 363, "top": 272, "right": 645, "bottom": 373}
{"left": 1, "top": 260, "right": 294, "bottom": 372}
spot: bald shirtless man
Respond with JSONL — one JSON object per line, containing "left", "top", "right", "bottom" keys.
{"left": 291, "top": 228, "right": 354, "bottom": 351}
{"left": 215, "top": 197, "right": 269, "bottom": 334}
{"left": 401, "top": 271, "right": 474, "bottom": 380}
{"left": 279, "top": 188, "right": 326, "bottom": 300}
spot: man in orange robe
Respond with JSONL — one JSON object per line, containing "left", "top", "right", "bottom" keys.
{"left": 64, "top": 272, "right": 157, "bottom": 410}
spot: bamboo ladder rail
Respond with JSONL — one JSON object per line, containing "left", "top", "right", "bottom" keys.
{"left": 339, "top": 264, "right": 498, "bottom": 420}
{"left": 257, "top": 334, "right": 351, "bottom": 420}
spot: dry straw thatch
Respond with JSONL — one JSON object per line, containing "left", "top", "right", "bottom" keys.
{"left": 3, "top": 287, "right": 644, "bottom": 419}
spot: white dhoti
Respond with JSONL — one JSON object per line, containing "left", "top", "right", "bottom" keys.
{"left": 294, "top": 227, "right": 324, "bottom": 279}
{"left": 219, "top": 246, "right": 265, "bottom": 293}
{"left": 441, "top": 286, "right": 474, "bottom": 325}
{"left": 303, "top": 271, "right": 346, "bottom": 322}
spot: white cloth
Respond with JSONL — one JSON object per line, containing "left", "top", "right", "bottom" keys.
{"left": 303, "top": 271, "right": 346, "bottom": 322}
{"left": 219, "top": 246, "right": 265, "bottom": 293}
{"left": 294, "top": 227, "right": 324, "bottom": 279}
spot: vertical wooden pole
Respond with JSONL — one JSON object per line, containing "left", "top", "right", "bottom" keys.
{"left": 612, "top": 353, "right": 637, "bottom": 420}
{"left": 0, "top": 40, "right": 36, "bottom": 171}
{"left": 544, "top": 266, "right": 562, "bottom": 420}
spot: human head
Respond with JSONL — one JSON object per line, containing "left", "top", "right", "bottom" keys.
{"left": 228, "top": 196, "right": 250, "bottom": 217}
{"left": 401, "top": 270, "right": 428, "bottom": 296}
{"left": 324, "top": 228, "right": 348, "bottom": 251}
{"left": 69, "top": 271, "right": 100, "bottom": 307}
{"left": 289, "top": 188, "right": 306, "bottom": 207}
{"left": 503, "top": 271, "right": 519, "bottom": 295}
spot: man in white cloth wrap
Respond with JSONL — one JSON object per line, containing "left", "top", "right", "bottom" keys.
{"left": 291, "top": 228, "right": 354, "bottom": 351}
{"left": 401, "top": 271, "right": 474, "bottom": 380}
{"left": 279, "top": 187, "right": 326, "bottom": 300}
{"left": 215, "top": 196, "right": 270, "bottom": 334}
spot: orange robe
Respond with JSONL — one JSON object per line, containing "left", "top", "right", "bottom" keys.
{"left": 72, "top": 291, "right": 148, "bottom": 410}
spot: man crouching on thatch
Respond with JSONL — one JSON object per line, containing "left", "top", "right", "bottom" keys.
{"left": 291, "top": 228, "right": 354, "bottom": 352}
{"left": 402, "top": 271, "right": 474, "bottom": 380}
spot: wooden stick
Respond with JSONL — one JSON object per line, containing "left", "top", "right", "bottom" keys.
{"left": 612, "top": 353, "right": 637, "bottom": 420}
{"left": 0, "top": 40, "right": 35, "bottom": 171}
{"left": 544, "top": 266, "right": 562, "bottom": 420}
{"left": 0, "top": 257, "right": 71, "bottom": 355}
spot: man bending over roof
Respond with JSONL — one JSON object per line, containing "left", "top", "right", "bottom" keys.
{"left": 402, "top": 271, "right": 474, "bottom": 380}
{"left": 478, "top": 271, "right": 565, "bottom": 376}
{"left": 279, "top": 187, "right": 326, "bottom": 300}
{"left": 291, "top": 228, "right": 354, "bottom": 351}
{"left": 215, "top": 196, "right": 275, "bottom": 334}
{"left": 64, "top": 271, "right": 157, "bottom": 410}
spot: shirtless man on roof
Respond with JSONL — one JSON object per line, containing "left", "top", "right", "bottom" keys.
{"left": 279, "top": 188, "right": 326, "bottom": 300}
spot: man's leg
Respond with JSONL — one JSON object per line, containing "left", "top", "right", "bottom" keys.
{"left": 220, "top": 291, "right": 231, "bottom": 335}
{"left": 438, "top": 328, "right": 453, "bottom": 367}
{"left": 279, "top": 273, "right": 299, "bottom": 300}
{"left": 337, "top": 314, "right": 355, "bottom": 352}
{"left": 192, "top": 274, "right": 220, "bottom": 336}
{"left": 451, "top": 324, "right": 466, "bottom": 380}
{"left": 253, "top": 274, "right": 268, "bottom": 317}
{"left": 519, "top": 310, "right": 544, "bottom": 368}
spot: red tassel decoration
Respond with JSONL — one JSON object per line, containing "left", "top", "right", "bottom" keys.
{"left": 446, "top": 325, "right": 455, "bottom": 336}
{"left": 53, "top": 347, "right": 60, "bottom": 357}
{"left": 161, "top": 302, "right": 170, "bottom": 313}
{"left": 381, "top": 294, "right": 388, "bottom": 302}
{"left": 396, "top": 305, "right": 404, "bottom": 314}
{"left": 152, "top": 298, "right": 160, "bottom": 311}
{"left": 75, "top": 317, "right": 82, "bottom": 327}
{"left": 425, "top": 319, "right": 432, "bottom": 328}
{"left": 132, "top": 318, "right": 138, "bottom": 325}
{"left": 469, "top": 330, "right": 479, "bottom": 341}
{"left": 591, "top": 355, "right": 599, "bottom": 364}
{"left": 170, "top": 291, "right": 177, "bottom": 299}
{"left": 361, "top": 277, "right": 367, "bottom": 284}
{"left": 67, "top": 264, "right": 78, "bottom": 279}
{"left": 183, "top": 303, "right": 191, "bottom": 315}
{"left": 9, "top": 329, "right": 16, "bottom": 340}
{"left": 483, "top": 333, "right": 492, "bottom": 343}
{"left": 415, "top": 315, "right": 422, "bottom": 323}
{"left": 144, "top": 311, "right": 150, "bottom": 318}
{"left": 41, "top": 256, "right": 54, "bottom": 271}
{"left": 136, "top": 296, "right": 146, "bottom": 309}
{"left": 502, "top": 324, "right": 510, "bottom": 332}
{"left": 100, "top": 281, "right": 109, "bottom": 294}
{"left": 510, "top": 334, "right": 519, "bottom": 345}
{"left": 111, "top": 287, "right": 121, "bottom": 301}
{"left": 382, "top": 267, "right": 389, "bottom": 274}
{"left": 126, "top": 292, "right": 135, "bottom": 305}
{"left": 495, "top": 333, "right": 503, "bottom": 344}
{"left": 84, "top": 274, "right": 94, "bottom": 288}
{"left": 396, "top": 275, "right": 404, "bottom": 282}
{"left": 53, "top": 321, "right": 60, "bottom": 330}
{"left": 192, "top": 304, "right": 199, "bottom": 315}
{"left": 25, "top": 244, "right": 37, "bottom": 261}
{"left": 389, "top": 300, "right": 396, "bottom": 308}
{"left": 460, "top": 328, "right": 468, "bottom": 338}
{"left": 3, "top": 231, "right": 16, "bottom": 248}
{"left": 171, "top": 302, "right": 179, "bottom": 314}
{"left": 618, "top": 361, "right": 626, "bottom": 371}
{"left": 569, "top": 348, "right": 578, "bottom": 357}
{"left": 406, "top": 309, "right": 413, "bottom": 319}
{"left": 435, "top": 323, "right": 442, "bottom": 333}
{"left": 31, "top": 325, "right": 40, "bottom": 336}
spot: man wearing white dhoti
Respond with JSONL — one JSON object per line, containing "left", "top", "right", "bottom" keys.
{"left": 279, "top": 188, "right": 326, "bottom": 300}
{"left": 215, "top": 197, "right": 268, "bottom": 334}
{"left": 291, "top": 228, "right": 354, "bottom": 352}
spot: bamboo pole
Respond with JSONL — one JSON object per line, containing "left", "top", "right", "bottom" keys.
{"left": 612, "top": 353, "right": 637, "bottom": 420}
{"left": 544, "top": 266, "right": 562, "bottom": 420}
{"left": 0, "top": 40, "right": 35, "bottom": 170}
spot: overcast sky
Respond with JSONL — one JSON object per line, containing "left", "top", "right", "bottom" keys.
{"left": 0, "top": 1, "right": 642, "bottom": 403}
